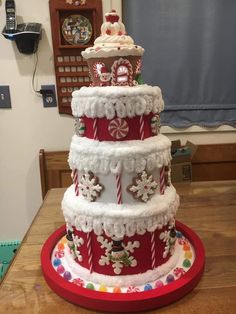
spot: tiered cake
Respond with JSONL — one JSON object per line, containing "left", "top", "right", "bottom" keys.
{"left": 62, "top": 10, "right": 181, "bottom": 288}
{"left": 42, "top": 10, "right": 204, "bottom": 311}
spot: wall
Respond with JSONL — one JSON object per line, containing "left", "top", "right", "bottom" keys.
{"left": 0, "top": 0, "right": 115, "bottom": 241}
{"left": 0, "top": 0, "right": 235, "bottom": 241}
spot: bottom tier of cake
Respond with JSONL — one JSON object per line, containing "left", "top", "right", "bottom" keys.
{"left": 41, "top": 222, "right": 205, "bottom": 312}
{"left": 51, "top": 231, "right": 193, "bottom": 292}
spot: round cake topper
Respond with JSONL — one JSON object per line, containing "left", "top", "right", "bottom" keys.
{"left": 62, "top": 15, "right": 92, "bottom": 45}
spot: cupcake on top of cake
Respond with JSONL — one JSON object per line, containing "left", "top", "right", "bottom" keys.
{"left": 82, "top": 10, "right": 144, "bottom": 86}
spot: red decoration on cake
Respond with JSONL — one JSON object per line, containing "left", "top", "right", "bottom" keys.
{"left": 73, "top": 278, "right": 85, "bottom": 287}
{"left": 108, "top": 118, "right": 129, "bottom": 140}
{"left": 127, "top": 285, "right": 140, "bottom": 293}
{"left": 105, "top": 10, "right": 120, "bottom": 24}
{"left": 99, "top": 65, "right": 111, "bottom": 86}
{"left": 173, "top": 267, "right": 186, "bottom": 278}
{"left": 135, "top": 59, "right": 142, "bottom": 74}
{"left": 93, "top": 118, "right": 98, "bottom": 140}
{"left": 86, "top": 232, "right": 93, "bottom": 273}
{"left": 140, "top": 115, "right": 145, "bottom": 140}
{"left": 72, "top": 169, "right": 79, "bottom": 196}
{"left": 115, "top": 174, "right": 122, "bottom": 204}
{"left": 150, "top": 232, "right": 156, "bottom": 269}
{"left": 76, "top": 114, "right": 157, "bottom": 141}
{"left": 111, "top": 58, "right": 133, "bottom": 86}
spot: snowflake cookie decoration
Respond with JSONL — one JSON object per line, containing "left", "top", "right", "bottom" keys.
{"left": 127, "top": 171, "right": 158, "bottom": 202}
{"left": 79, "top": 171, "right": 104, "bottom": 201}
{"left": 159, "top": 227, "right": 177, "bottom": 258}
{"left": 72, "top": 234, "right": 84, "bottom": 261}
{"left": 97, "top": 236, "right": 140, "bottom": 274}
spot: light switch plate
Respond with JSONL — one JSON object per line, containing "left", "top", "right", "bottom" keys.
{"left": 0, "top": 86, "right": 11, "bottom": 108}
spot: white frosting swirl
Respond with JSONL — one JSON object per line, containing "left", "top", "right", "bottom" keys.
{"left": 94, "top": 34, "right": 134, "bottom": 47}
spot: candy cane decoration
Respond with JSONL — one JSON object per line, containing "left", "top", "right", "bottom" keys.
{"left": 160, "top": 166, "right": 165, "bottom": 195}
{"left": 87, "top": 232, "right": 93, "bottom": 273}
{"left": 72, "top": 169, "right": 79, "bottom": 196}
{"left": 93, "top": 118, "right": 98, "bottom": 140}
{"left": 116, "top": 174, "right": 122, "bottom": 204}
{"left": 151, "top": 231, "right": 156, "bottom": 269}
{"left": 140, "top": 115, "right": 145, "bottom": 140}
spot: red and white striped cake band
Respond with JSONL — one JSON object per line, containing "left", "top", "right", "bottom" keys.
{"left": 86, "top": 232, "right": 93, "bottom": 273}
{"left": 93, "top": 118, "right": 98, "bottom": 140}
{"left": 139, "top": 115, "right": 145, "bottom": 140}
{"left": 72, "top": 169, "right": 79, "bottom": 196}
{"left": 75, "top": 114, "right": 158, "bottom": 141}
{"left": 151, "top": 231, "right": 156, "bottom": 269}
{"left": 115, "top": 174, "right": 122, "bottom": 204}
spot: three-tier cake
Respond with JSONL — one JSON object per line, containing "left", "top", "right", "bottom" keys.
{"left": 41, "top": 10, "right": 205, "bottom": 312}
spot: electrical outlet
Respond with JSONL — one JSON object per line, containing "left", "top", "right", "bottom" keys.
{"left": 0, "top": 86, "right": 11, "bottom": 108}
{"left": 41, "top": 85, "right": 57, "bottom": 108}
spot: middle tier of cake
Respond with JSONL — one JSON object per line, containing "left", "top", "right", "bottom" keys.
{"left": 69, "top": 134, "right": 172, "bottom": 204}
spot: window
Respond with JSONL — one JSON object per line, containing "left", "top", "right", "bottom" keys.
{"left": 123, "top": 0, "right": 236, "bottom": 128}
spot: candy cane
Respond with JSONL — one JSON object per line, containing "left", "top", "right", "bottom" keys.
{"left": 160, "top": 166, "right": 165, "bottom": 195}
{"left": 116, "top": 174, "right": 122, "bottom": 204}
{"left": 93, "top": 118, "right": 98, "bottom": 140}
{"left": 140, "top": 115, "right": 145, "bottom": 140}
{"left": 151, "top": 232, "right": 156, "bottom": 269}
{"left": 87, "top": 232, "right": 93, "bottom": 273}
{"left": 72, "top": 169, "right": 79, "bottom": 196}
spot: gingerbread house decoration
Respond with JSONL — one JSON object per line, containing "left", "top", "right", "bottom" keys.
{"left": 111, "top": 58, "right": 133, "bottom": 86}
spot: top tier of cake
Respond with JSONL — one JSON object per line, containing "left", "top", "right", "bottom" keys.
{"left": 82, "top": 10, "right": 144, "bottom": 87}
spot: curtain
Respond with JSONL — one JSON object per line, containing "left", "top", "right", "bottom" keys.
{"left": 123, "top": 0, "right": 236, "bottom": 128}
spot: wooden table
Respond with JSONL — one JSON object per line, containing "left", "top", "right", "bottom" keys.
{"left": 1, "top": 181, "right": 236, "bottom": 313}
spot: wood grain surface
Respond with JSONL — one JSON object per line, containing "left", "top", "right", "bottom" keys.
{"left": 0, "top": 181, "right": 236, "bottom": 314}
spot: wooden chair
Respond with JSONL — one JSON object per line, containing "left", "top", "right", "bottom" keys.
{"left": 39, "top": 149, "right": 71, "bottom": 198}
{"left": 39, "top": 143, "right": 236, "bottom": 198}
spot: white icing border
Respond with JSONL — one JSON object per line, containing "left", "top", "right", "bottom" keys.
{"left": 82, "top": 45, "right": 144, "bottom": 59}
{"left": 62, "top": 185, "right": 179, "bottom": 238}
{"left": 71, "top": 85, "right": 164, "bottom": 119}
{"left": 69, "top": 135, "right": 172, "bottom": 175}
{"left": 62, "top": 241, "right": 181, "bottom": 287}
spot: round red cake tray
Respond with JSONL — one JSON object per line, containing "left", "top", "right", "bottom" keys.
{"left": 41, "top": 221, "right": 205, "bottom": 312}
